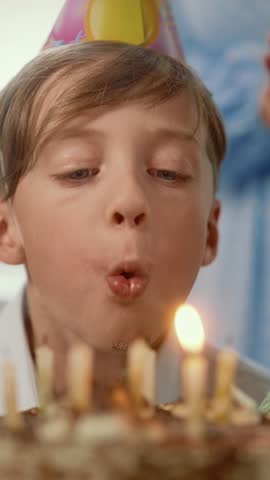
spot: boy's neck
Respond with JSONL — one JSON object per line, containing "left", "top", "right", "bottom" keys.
{"left": 25, "top": 284, "right": 127, "bottom": 397}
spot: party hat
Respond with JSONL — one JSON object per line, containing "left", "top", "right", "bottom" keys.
{"left": 44, "top": 0, "right": 183, "bottom": 60}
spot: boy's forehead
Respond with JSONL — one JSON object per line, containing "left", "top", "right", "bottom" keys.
{"left": 47, "top": 105, "right": 203, "bottom": 149}
{"left": 34, "top": 70, "right": 205, "bottom": 150}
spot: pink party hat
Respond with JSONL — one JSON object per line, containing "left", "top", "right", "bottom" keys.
{"left": 44, "top": 0, "right": 183, "bottom": 60}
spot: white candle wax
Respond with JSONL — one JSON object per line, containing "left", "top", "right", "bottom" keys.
{"left": 143, "top": 347, "right": 156, "bottom": 405}
{"left": 67, "top": 343, "right": 93, "bottom": 413}
{"left": 213, "top": 347, "right": 238, "bottom": 421}
{"left": 3, "top": 360, "right": 22, "bottom": 430}
{"left": 128, "top": 338, "right": 151, "bottom": 408}
{"left": 36, "top": 345, "right": 54, "bottom": 410}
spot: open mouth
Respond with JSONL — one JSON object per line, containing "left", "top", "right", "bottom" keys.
{"left": 120, "top": 271, "right": 135, "bottom": 280}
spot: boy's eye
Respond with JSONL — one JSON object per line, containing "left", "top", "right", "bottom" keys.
{"left": 58, "top": 168, "right": 99, "bottom": 181}
{"left": 147, "top": 168, "right": 190, "bottom": 182}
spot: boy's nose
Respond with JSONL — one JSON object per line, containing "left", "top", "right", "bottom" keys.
{"left": 112, "top": 210, "right": 146, "bottom": 227}
{"left": 106, "top": 180, "right": 149, "bottom": 228}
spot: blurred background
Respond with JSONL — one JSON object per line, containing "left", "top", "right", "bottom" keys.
{"left": 0, "top": 0, "right": 65, "bottom": 307}
{"left": 0, "top": 1, "right": 270, "bottom": 368}
{"left": 169, "top": 0, "right": 270, "bottom": 367}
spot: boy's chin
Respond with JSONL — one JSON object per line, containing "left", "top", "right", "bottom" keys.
{"left": 112, "top": 341, "right": 130, "bottom": 352}
{"left": 110, "top": 330, "right": 168, "bottom": 353}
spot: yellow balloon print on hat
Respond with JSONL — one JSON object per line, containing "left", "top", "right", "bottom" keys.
{"left": 84, "top": 0, "right": 159, "bottom": 46}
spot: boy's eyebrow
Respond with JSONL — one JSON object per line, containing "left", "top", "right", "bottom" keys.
{"left": 52, "top": 126, "right": 104, "bottom": 142}
{"left": 149, "top": 127, "right": 199, "bottom": 146}
{"left": 46, "top": 126, "right": 200, "bottom": 148}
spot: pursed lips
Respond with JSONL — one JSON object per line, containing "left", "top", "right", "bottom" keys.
{"left": 106, "top": 259, "right": 151, "bottom": 300}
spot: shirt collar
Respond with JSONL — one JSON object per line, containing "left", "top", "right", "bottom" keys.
{"left": 0, "top": 289, "right": 39, "bottom": 415}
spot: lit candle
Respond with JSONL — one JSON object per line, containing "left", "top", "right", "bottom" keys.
{"left": 213, "top": 347, "right": 238, "bottom": 423}
{"left": 175, "top": 304, "right": 207, "bottom": 435}
{"left": 67, "top": 343, "right": 93, "bottom": 413}
{"left": 3, "top": 360, "right": 22, "bottom": 431}
{"left": 36, "top": 345, "right": 54, "bottom": 411}
{"left": 128, "top": 338, "right": 156, "bottom": 409}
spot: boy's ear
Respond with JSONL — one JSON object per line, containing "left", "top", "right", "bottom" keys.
{"left": 201, "top": 199, "right": 221, "bottom": 267}
{"left": 0, "top": 200, "right": 25, "bottom": 265}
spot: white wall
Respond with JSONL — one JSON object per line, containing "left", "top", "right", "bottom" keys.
{"left": 0, "top": 0, "right": 65, "bottom": 89}
{"left": 0, "top": 1, "right": 64, "bottom": 301}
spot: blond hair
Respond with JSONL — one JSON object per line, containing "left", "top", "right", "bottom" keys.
{"left": 0, "top": 41, "right": 226, "bottom": 199}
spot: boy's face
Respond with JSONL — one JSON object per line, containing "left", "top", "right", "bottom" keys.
{"left": 7, "top": 93, "right": 220, "bottom": 351}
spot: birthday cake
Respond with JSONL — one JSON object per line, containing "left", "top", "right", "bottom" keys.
{"left": 0, "top": 394, "right": 269, "bottom": 480}
{"left": 1, "top": 304, "right": 270, "bottom": 480}
{"left": 1, "top": 360, "right": 270, "bottom": 480}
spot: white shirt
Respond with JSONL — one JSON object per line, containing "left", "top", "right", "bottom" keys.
{"left": 0, "top": 290, "right": 39, "bottom": 414}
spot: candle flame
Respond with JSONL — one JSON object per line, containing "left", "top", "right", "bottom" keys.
{"left": 174, "top": 304, "right": 205, "bottom": 353}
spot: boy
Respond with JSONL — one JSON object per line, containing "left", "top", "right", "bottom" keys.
{"left": 0, "top": 41, "right": 269, "bottom": 414}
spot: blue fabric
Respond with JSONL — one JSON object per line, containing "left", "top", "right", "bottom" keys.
{"left": 169, "top": 0, "right": 270, "bottom": 192}
{"left": 169, "top": 1, "right": 270, "bottom": 367}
